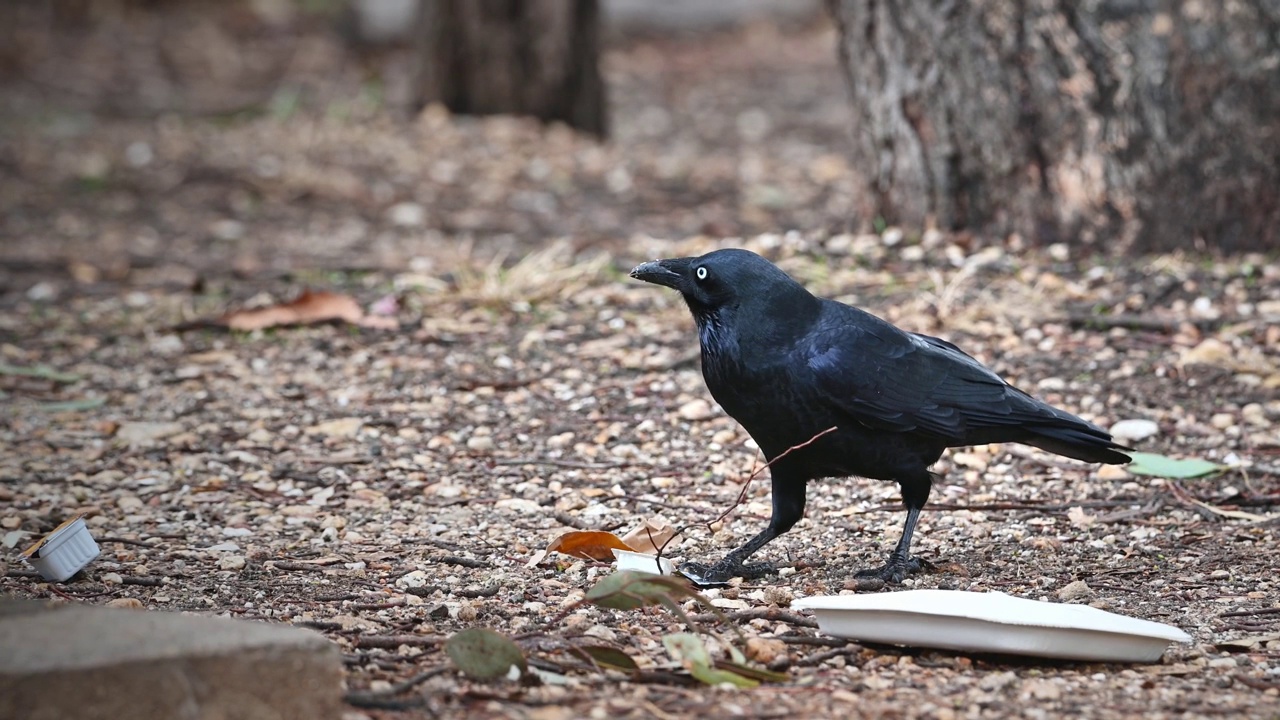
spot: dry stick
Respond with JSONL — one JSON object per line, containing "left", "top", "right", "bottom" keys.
{"left": 355, "top": 634, "right": 447, "bottom": 649}
{"left": 1062, "top": 313, "right": 1222, "bottom": 334}
{"left": 1219, "top": 607, "right": 1280, "bottom": 619}
{"left": 343, "top": 666, "right": 449, "bottom": 711}
{"left": 688, "top": 607, "right": 819, "bottom": 629}
{"left": 655, "top": 426, "right": 839, "bottom": 564}
{"left": 793, "top": 646, "right": 862, "bottom": 668}
{"left": 855, "top": 498, "right": 1144, "bottom": 514}
{"left": 97, "top": 536, "right": 159, "bottom": 548}
{"left": 493, "top": 457, "right": 641, "bottom": 470}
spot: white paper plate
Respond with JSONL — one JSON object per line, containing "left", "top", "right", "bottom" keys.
{"left": 791, "top": 589, "right": 1191, "bottom": 663}
{"left": 612, "top": 549, "right": 678, "bottom": 576}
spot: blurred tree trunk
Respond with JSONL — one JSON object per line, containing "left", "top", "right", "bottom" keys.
{"left": 827, "top": 0, "right": 1280, "bottom": 253}
{"left": 412, "top": 0, "right": 606, "bottom": 137}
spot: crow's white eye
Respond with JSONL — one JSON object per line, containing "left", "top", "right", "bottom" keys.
{"left": 695, "top": 266, "right": 708, "bottom": 281}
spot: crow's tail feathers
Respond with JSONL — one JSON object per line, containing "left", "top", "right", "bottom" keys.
{"left": 1026, "top": 423, "right": 1132, "bottom": 465}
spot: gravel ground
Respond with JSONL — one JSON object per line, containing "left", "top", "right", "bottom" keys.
{"left": 2, "top": 8, "right": 1280, "bottom": 720}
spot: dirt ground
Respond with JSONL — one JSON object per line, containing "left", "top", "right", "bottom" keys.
{"left": 2, "top": 6, "right": 1280, "bottom": 719}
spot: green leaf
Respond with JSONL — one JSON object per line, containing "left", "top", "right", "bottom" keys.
{"left": 39, "top": 397, "right": 106, "bottom": 412}
{"left": 714, "top": 659, "right": 790, "bottom": 683}
{"left": 569, "top": 644, "right": 639, "bottom": 672}
{"left": 445, "top": 628, "right": 526, "bottom": 681}
{"left": 1126, "top": 452, "right": 1223, "bottom": 479}
{"left": 663, "top": 633, "right": 758, "bottom": 688}
{"left": 585, "top": 570, "right": 698, "bottom": 611}
{"left": 0, "top": 363, "right": 80, "bottom": 384}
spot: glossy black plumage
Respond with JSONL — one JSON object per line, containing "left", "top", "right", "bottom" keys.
{"left": 631, "top": 248, "right": 1130, "bottom": 584}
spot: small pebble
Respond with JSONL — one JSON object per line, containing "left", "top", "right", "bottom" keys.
{"left": 678, "top": 399, "right": 715, "bottom": 421}
{"left": 1110, "top": 419, "right": 1160, "bottom": 442}
{"left": 218, "top": 555, "right": 246, "bottom": 571}
{"left": 1057, "top": 580, "right": 1094, "bottom": 601}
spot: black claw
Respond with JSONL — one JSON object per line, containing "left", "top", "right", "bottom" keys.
{"left": 681, "top": 560, "right": 777, "bottom": 587}
{"left": 854, "top": 555, "right": 924, "bottom": 584}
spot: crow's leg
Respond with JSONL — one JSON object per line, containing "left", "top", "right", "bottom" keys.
{"left": 682, "top": 473, "right": 806, "bottom": 585}
{"left": 855, "top": 470, "right": 933, "bottom": 583}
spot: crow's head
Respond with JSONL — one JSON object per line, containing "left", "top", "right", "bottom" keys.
{"left": 629, "top": 248, "right": 805, "bottom": 316}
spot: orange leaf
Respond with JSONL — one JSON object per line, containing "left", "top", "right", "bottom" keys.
{"left": 545, "top": 530, "right": 637, "bottom": 562}
{"left": 219, "top": 291, "right": 368, "bottom": 331}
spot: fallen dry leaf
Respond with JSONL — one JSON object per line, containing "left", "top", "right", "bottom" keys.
{"left": 545, "top": 530, "right": 637, "bottom": 562}
{"left": 218, "top": 290, "right": 398, "bottom": 331}
{"left": 621, "top": 517, "right": 677, "bottom": 554}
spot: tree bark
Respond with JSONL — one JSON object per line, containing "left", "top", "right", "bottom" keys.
{"left": 828, "top": 0, "right": 1280, "bottom": 253}
{"left": 412, "top": 0, "right": 607, "bottom": 137}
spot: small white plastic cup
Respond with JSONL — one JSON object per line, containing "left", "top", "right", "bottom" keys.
{"left": 612, "top": 549, "right": 677, "bottom": 576}
{"left": 21, "top": 516, "right": 101, "bottom": 582}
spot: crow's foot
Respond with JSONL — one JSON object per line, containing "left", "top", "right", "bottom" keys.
{"left": 854, "top": 555, "right": 927, "bottom": 584}
{"left": 680, "top": 560, "right": 777, "bottom": 586}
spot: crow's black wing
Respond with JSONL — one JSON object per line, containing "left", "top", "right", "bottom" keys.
{"left": 795, "top": 310, "right": 1047, "bottom": 443}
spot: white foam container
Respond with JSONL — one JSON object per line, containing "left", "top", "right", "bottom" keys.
{"left": 21, "top": 516, "right": 100, "bottom": 582}
{"left": 612, "top": 549, "right": 678, "bottom": 576}
{"left": 792, "top": 589, "right": 1192, "bottom": 663}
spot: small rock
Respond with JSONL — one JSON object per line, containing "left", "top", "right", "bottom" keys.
{"left": 387, "top": 201, "right": 427, "bottom": 227}
{"left": 744, "top": 637, "right": 787, "bottom": 664}
{"left": 1210, "top": 413, "right": 1236, "bottom": 430}
{"left": 1057, "top": 580, "right": 1094, "bottom": 601}
{"left": 495, "top": 498, "right": 541, "bottom": 513}
{"left": 1208, "top": 656, "right": 1239, "bottom": 669}
{"left": 306, "top": 418, "right": 363, "bottom": 438}
{"left": 26, "top": 281, "right": 59, "bottom": 302}
{"left": 116, "top": 421, "right": 185, "bottom": 446}
{"left": 210, "top": 219, "right": 246, "bottom": 241}
{"left": 246, "top": 427, "right": 274, "bottom": 444}
{"left": 219, "top": 555, "right": 247, "bottom": 571}
{"left": 677, "top": 399, "right": 715, "bottom": 421}
{"left": 1096, "top": 464, "right": 1130, "bottom": 481}
{"left": 206, "top": 542, "right": 240, "bottom": 552}
{"left": 1024, "top": 679, "right": 1062, "bottom": 700}
{"left": 396, "top": 570, "right": 430, "bottom": 589}
{"left": 547, "top": 432, "right": 575, "bottom": 448}
{"left": 125, "top": 141, "right": 154, "bottom": 167}
{"left": 763, "top": 586, "right": 793, "bottom": 606}
{"left": 1179, "top": 338, "right": 1232, "bottom": 367}
{"left": 1109, "top": 419, "right": 1159, "bottom": 443}
{"left": 456, "top": 601, "right": 478, "bottom": 622}
{"left": 466, "top": 434, "right": 495, "bottom": 452}
{"left": 222, "top": 527, "right": 253, "bottom": 537}
{"left": 1242, "top": 403, "right": 1268, "bottom": 427}
{"left": 711, "top": 429, "right": 737, "bottom": 444}
{"left": 101, "top": 573, "right": 124, "bottom": 584}
{"left": 117, "top": 496, "right": 144, "bottom": 511}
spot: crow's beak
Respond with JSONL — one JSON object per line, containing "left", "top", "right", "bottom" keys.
{"left": 629, "top": 259, "right": 684, "bottom": 289}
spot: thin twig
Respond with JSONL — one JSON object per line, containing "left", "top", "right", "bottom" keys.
{"left": 97, "top": 536, "right": 159, "bottom": 548}
{"left": 1219, "top": 607, "right": 1280, "bottom": 619}
{"left": 492, "top": 457, "right": 643, "bottom": 469}
{"left": 794, "top": 646, "right": 862, "bottom": 667}
{"left": 657, "top": 426, "right": 838, "bottom": 562}
{"left": 688, "top": 607, "right": 819, "bottom": 628}
{"left": 355, "top": 634, "right": 446, "bottom": 649}
{"left": 343, "top": 666, "right": 449, "bottom": 711}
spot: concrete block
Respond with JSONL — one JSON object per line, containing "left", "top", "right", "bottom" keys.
{"left": 0, "top": 598, "right": 343, "bottom": 720}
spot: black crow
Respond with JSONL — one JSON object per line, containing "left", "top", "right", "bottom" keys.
{"left": 630, "top": 248, "right": 1130, "bottom": 584}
